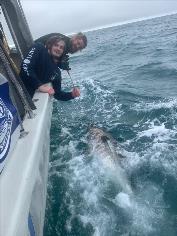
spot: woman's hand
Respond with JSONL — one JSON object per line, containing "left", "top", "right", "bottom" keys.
{"left": 38, "top": 84, "right": 55, "bottom": 95}
{"left": 71, "top": 87, "right": 80, "bottom": 98}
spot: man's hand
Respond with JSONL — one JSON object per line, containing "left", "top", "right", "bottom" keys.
{"left": 71, "top": 87, "right": 80, "bottom": 98}
{"left": 38, "top": 84, "right": 55, "bottom": 95}
{"left": 59, "top": 54, "right": 71, "bottom": 71}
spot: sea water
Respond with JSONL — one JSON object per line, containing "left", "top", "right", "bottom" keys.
{"left": 44, "top": 14, "right": 177, "bottom": 236}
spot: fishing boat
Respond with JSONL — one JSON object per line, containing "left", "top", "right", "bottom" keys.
{"left": 0, "top": 0, "right": 52, "bottom": 235}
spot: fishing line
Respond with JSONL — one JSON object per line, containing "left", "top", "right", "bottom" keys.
{"left": 67, "top": 70, "right": 75, "bottom": 88}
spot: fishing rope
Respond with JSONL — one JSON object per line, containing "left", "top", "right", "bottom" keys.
{"left": 0, "top": 23, "right": 20, "bottom": 75}
{"left": 67, "top": 70, "right": 75, "bottom": 88}
{"left": 0, "top": 40, "right": 35, "bottom": 119}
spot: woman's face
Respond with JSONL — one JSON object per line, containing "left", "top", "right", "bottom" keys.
{"left": 50, "top": 40, "right": 65, "bottom": 58}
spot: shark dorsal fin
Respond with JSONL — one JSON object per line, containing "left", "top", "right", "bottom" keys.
{"left": 101, "top": 135, "right": 109, "bottom": 143}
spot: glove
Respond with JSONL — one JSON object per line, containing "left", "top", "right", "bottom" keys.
{"left": 59, "top": 54, "right": 71, "bottom": 71}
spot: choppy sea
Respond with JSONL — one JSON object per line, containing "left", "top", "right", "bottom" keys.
{"left": 44, "top": 14, "right": 177, "bottom": 236}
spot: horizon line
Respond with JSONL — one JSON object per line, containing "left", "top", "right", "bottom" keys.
{"left": 67, "top": 11, "right": 177, "bottom": 35}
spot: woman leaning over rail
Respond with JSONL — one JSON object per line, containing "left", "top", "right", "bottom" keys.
{"left": 19, "top": 36, "right": 80, "bottom": 101}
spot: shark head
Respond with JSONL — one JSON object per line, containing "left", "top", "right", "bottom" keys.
{"left": 89, "top": 127, "right": 108, "bottom": 142}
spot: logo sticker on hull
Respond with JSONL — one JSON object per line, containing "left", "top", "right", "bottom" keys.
{"left": 0, "top": 98, "right": 13, "bottom": 163}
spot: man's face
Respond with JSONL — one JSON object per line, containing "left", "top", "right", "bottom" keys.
{"left": 50, "top": 40, "right": 65, "bottom": 58}
{"left": 71, "top": 37, "right": 85, "bottom": 53}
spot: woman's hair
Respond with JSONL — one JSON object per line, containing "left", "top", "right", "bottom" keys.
{"left": 45, "top": 36, "right": 65, "bottom": 51}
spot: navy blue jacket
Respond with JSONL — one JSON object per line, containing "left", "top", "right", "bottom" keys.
{"left": 20, "top": 43, "right": 73, "bottom": 101}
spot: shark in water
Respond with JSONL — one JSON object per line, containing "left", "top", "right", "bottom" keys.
{"left": 88, "top": 127, "right": 132, "bottom": 195}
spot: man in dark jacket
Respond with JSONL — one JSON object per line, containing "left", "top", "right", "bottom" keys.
{"left": 35, "top": 32, "right": 87, "bottom": 70}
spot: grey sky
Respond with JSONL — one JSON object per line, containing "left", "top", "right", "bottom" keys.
{"left": 16, "top": 1, "right": 177, "bottom": 38}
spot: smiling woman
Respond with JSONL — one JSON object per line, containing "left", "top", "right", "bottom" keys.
{"left": 19, "top": 35, "right": 80, "bottom": 100}
{"left": 46, "top": 36, "right": 65, "bottom": 62}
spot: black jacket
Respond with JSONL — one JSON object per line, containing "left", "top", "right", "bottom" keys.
{"left": 19, "top": 43, "right": 73, "bottom": 101}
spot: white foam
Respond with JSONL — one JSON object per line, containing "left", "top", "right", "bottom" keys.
{"left": 133, "top": 98, "right": 177, "bottom": 112}
{"left": 131, "top": 184, "right": 166, "bottom": 235}
{"left": 138, "top": 122, "right": 176, "bottom": 142}
{"left": 51, "top": 127, "right": 174, "bottom": 236}
{"left": 61, "top": 127, "right": 72, "bottom": 137}
{"left": 115, "top": 192, "right": 132, "bottom": 209}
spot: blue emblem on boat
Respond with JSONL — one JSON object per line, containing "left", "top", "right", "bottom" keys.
{"left": 0, "top": 98, "right": 13, "bottom": 163}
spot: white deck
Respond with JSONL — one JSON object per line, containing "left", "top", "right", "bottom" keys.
{"left": 0, "top": 92, "right": 53, "bottom": 236}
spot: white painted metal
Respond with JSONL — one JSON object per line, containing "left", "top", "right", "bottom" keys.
{"left": 0, "top": 92, "right": 53, "bottom": 236}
